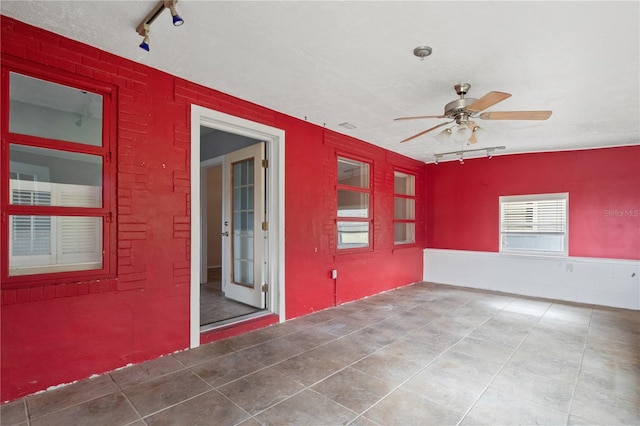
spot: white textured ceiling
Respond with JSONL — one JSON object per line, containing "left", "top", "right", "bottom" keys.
{"left": 2, "top": 1, "right": 639, "bottom": 163}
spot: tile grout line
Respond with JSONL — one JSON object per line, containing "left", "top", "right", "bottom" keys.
{"left": 349, "top": 297, "right": 502, "bottom": 425}
{"left": 106, "top": 369, "right": 148, "bottom": 426}
{"left": 453, "top": 300, "right": 554, "bottom": 425}
{"left": 22, "top": 376, "right": 120, "bottom": 424}
{"left": 563, "top": 305, "right": 594, "bottom": 426}
{"left": 220, "top": 298, "right": 429, "bottom": 423}
{"left": 221, "top": 303, "right": 414, "bottom": 423}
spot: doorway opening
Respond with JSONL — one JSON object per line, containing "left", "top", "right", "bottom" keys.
{"left": 200, "top": 136, "right": 265, "bottom": 328}
{"left": 190, "top": 105, "right": 285, "bottom": 349}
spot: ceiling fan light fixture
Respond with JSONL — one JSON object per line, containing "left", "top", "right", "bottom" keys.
{"left": 454, "top": 123, "right": 471, "bottom": 142}
{"left": 435, "top": 128, "right": 452, "bottom": 142}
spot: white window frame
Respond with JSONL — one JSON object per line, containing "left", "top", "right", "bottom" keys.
{"left": 393, "top": 170, "right": 416, "bottom": 245}
{"left": 499, "top": 193, "right": 568, "bottom": 256}
{"left": 337, "top": 156, "right": 371, "bottom": 250}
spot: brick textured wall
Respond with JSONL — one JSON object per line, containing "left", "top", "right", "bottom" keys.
{"left": 0, "top": 16, "right": 426, "bottom": 402}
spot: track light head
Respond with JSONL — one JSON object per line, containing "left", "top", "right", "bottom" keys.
{"left": 169, "top": 4, "right": 184, "bottom": 26}
{"left": 139, "top": 24, "right": 150, "bottom": 51}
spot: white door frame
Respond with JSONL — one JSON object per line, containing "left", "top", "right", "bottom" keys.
{"left": 190, "top": 104, "right": 286, "bottom": 348}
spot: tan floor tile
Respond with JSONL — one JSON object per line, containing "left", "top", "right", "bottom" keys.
{"left": 571, "top": 376, "right": 640, "bottom": 424}
{"left": 218, "top": 367, "right": 305, "bottom": 415}
{"left": 348, "top": 415, "right": 381, "bottom": 426}
{"left": 110, "top": 355, "right": 185, "bottom": 389}
{"left": 351, "top": 350, "right": 425, "bottom": 386}
{"left": 281, "top": 327, "right": 337, "bottom": 350}
{"left": 311, "top": 367, "right": 395, "bottom": 414}
{"left": 490, "top": 365, "right": 575, "bottom": 411}
{"left": 461, "top": 387, "right": 567, "bottom": 426}
{"left": 26, "top": 375, "right": 119, "bottom": 420}
{"left": 144, "top": 390, "right": 249, "bottom": 426}
{"left": 123, "top": 370, "right": 212, "bottom": 417}
{"left": 0, "top": 399, "right": 27, "bottom": 426}
{"left": 236, "top": 337, "right": 305, "bottom": 366}
{"left": 364, "top": 387, "right": 463, "bottom": 426}
{"left": 379, "top": 336, "right": 443, "bottom": 365}
{"left": 190, "top": 349, "right": 267, "bottom": 387}
{"left": 30, "top": 393, "right": 139, "bottom": 426}
{"left": 401, "top": 367, "right": 487, "bottom": 412}
{"left": 172, "top": 340, "right": 235, "bottom": 367}
{"left": 506, "top": 349, "right": 581, "bottom": 383}
{"left": 448, "top": 336, "right": 516, "bottom": 365}
{"left": 271, "top": 349, "right": 346, "bottom": 386}
{"left": 423, "top": 351, "right": 503, "bottom": 385}
{"left": 579, "top": 355, "right": 640, "bottom": 400}
{"left": 254, "top": 389, "right": 357, "bottom": 426}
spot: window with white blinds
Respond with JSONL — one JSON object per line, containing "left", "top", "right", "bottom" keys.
{"left": 3, "top": 69, "right": 112, "bottom": 283}
{"left": 9, "top": 180, "right": 102, "bottom": 275}
{"left": 500, "top": 193, "right": 568, "bottom": 255}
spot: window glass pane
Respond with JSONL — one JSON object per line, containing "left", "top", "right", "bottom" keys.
{"left": 394, "top": 172, "right": 415, "bottom": 196}
{"left": 394, "top": 197, "right": 415, "bottom": 220}
{"left": 9, "top": 215, "right": 102, "bottom": 276}
{"left": 337, "top": 221, "right": 369, "bottom": 249}
{"left": 499, "top": 194, "right": 568, "bottom": 254}
{"left": 9, "top": 72, "right": 103, "bottom": 146}
{"left": 338, "top": 190, "right": 369, "bottom": 217}
{"left": 232, "top": 158, "right": 255, "bottom": 287}
{"left": 501, "top": 233, "right": 565, "bottom": 253}
{"left": 394, "top": 223, "right": 415, "bottom": 244}
{"left": 338, "top": 157, "right": 369, "bottom": 188}
{"left": 9, "top": 144, "right": 102, "bottom": 208}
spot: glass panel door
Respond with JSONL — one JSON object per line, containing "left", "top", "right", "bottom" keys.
{"left": 223, "top": 142, "right": 265, "bottom": 309}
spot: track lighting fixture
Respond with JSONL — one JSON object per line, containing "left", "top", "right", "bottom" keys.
{"left": 432, "top": 146, "right": 505, "bottom": 164}
{"left": 136, "top": 0, "right": 184, "bottom": 52}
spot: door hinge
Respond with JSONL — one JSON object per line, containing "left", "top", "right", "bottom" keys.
{"left": 262, "top": 221, "right": 269, "bottom": 231}
{"left": 262, "top": 159, "right": 268, "bottom": 168}
{"left": 261, "top": 283, "right": 269, "bottom": 293}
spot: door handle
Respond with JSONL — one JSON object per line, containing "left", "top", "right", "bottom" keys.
{"left": 221, "top": 231, "right": 229, "bottom": 237}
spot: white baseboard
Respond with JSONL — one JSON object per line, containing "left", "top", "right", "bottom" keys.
{"left": 424, "top": 249, "right": 640, "bottom": 310}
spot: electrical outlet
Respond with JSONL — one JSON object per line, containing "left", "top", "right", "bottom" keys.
{"left": 331, "top": 269, "right": 338, "bottom": 279}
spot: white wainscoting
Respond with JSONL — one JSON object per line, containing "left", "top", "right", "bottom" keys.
{"left": 424, "top": 249, "right": 640, "bottom": 310}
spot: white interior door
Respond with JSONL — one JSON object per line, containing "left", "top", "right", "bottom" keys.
{"left": 222, "top": 142, "right": 265, "bottom": 308}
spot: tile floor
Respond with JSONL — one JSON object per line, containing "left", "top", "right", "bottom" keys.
{"left": 200, "top": 284, "right": 263, "bottom": 326}
{"left": 2, "top": 282, "right": 639, "bottom": 426}
{"left": 200, "top": 268, "right": 263, "bottom": 326}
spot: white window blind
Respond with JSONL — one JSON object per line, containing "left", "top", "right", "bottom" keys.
{"left": 9, "top": 180, "right": 102, "bottom": 275}
{"left": 500, "top": 193, "right": 568, "bottom": 255}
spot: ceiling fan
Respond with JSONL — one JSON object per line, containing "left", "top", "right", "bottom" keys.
{"left": 395, "top": 83, "right": 552, "bottom": 144}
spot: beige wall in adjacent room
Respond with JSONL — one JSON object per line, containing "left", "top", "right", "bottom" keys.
{"left": 207, "top": 165, "right": 222, "bottom": 267}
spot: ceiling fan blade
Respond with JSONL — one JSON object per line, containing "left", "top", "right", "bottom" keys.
{"left": 394, "top": 115, "right": 446, "bottom": 121}
{"left": 400, "top": 121, "right": 450, "bottom": 143}
{"left": 479, "top": 111, "right": 553, "bottom": 120}
{"left": 466, "top": 91, "right": 511, "bottom": 113}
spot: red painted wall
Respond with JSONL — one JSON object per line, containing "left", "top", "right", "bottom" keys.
{"left": 0, "top": 17, "right": 425, "bottom": 402}
{"left": 425, "top": 146, "right": 640, "bottom": 260}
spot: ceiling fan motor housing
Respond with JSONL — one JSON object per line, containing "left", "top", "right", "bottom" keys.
{"left": 444, "top": 98, "right": 476, "bottom": 122}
